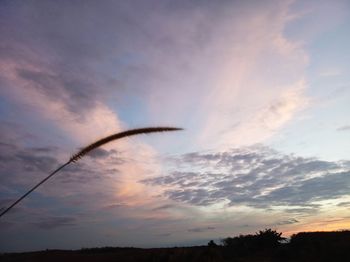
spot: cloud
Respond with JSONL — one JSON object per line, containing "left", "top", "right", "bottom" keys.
{"left": 151, "top": 204, "right": 176, "bottom": 211}
{"left": 337, "top": 201, "right": 350, "bottom": 207}
{"left": 0, "top": 0, "right": 311, "bottom": 186}
{"left": 143, "top": 146, "right": 349, "bottom": 209}
{"left": 15, "top": 67, "right": 100, "bottom": 116}
{"left": 32, "top": 216, "right": 76, "bottom": 230}
{"left": 337, "top": 125, "right": 350, "bottom": 131}
{"left": 0, "top": 142, "right": 59, "bottom": 188}
{"left": 1, "top": 1, "right": 180, "bottom": 219}
{"left": 276, "top": 218, "right": 299, "bottom": 225}
{"left": 0, "top": 130, "right": 168, "bottom": 233}
{"left": 0, "top": 0, "right": 307, "bottom": 151}
{"left": 282, "top": 207, "right": 319, "bottom": 215}
{"left": 104, "top": 203, "right": 127, "bottom": 209}
{"left": 85, "top": 148, "right": 116, "bottom": 159}
{"left": 212, "top": 81, "right": 308, "bottom": 149}
{"left": 0, "top": 1, "right": 131, "bottom": 145}
{"left": 156, "top": 233, "right": 172, "bottom": 237}
{"left": 188, "top": 226, "right": 216, "bottom": 233}
{"left": 262, "top": 171, "right": 350, "bottom": 205}
{"left": 0, "top": 139, "right": 129, "bottom": 213}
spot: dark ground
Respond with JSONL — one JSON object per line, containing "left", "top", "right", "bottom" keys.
{"left": 1, "top": 230, "right": 350, "bottom": 262}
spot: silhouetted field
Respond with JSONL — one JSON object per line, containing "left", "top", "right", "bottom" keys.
{"left": 2, "top": 230, "right": 350, "bottom": 262}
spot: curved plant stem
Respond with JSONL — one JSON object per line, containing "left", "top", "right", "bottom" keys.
{"left": 0, "top": 162, "right": 70, "bottom": 218}
{"left": 0, "top": 127, "right": 182, "bottom": 218}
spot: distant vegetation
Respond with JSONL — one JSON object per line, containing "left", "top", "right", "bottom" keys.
{"left": 221, "top": 228, "right": 286, "bottom": 252}
{"left": 2, "top": 229, "right": 350, "bottom": 261}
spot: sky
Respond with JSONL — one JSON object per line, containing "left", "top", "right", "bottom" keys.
{"left": 0, "top": 0, "right": 350, "bottom": 252}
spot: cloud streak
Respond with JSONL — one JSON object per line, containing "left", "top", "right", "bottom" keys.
{"left": 143, "top": 146, "right": 349, "bottom": 209}
{"left": 188, "top": 226, "right": 216, "bottom": 233}
{"left": 32, "top": 216, "right": 76, "bottom": 230}
{"left": 337, "top": 125, "right": 350, "bottom": 131}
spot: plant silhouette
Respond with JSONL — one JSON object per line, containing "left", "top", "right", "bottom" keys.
{"left": 0, "top": 127, "right": 182, "bottom": 218}
{"left": 221, "top": 228, "right": 285, "bottom": 255}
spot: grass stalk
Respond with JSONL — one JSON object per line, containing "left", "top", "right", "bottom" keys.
{"left": 0, "top": 127, "right": 182, "bottom": 218}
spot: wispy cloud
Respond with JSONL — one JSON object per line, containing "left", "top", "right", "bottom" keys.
{"left": 32, "top": 216, "right": 76, "bottom": 230}
{"left": 151, "top": 204, "right": 176, "bottom": 211}
{"left": 276, "top": 218, "right": 299, "bottom": 225}
{"left": 188, "top": 226, "right": 216, "bottom": 233}
{"left": 143, "top": 146, "right": 349, "bottom": 209}
{"left": 337, "top": 125, "right": 350, "bottom": 131}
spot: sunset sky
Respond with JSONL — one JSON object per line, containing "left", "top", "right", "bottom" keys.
{"left": 1, "top": 0, "right": 350, "bottom": 252}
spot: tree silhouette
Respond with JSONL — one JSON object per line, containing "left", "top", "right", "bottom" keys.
{"left": 255, "top": 228, "right": 286, "bottom": 248}
{"left": 221, "top": 228, "right": 285, "bottom": 255}
{"left": 207, "top": 240, "right": 217, "bottom": 247}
